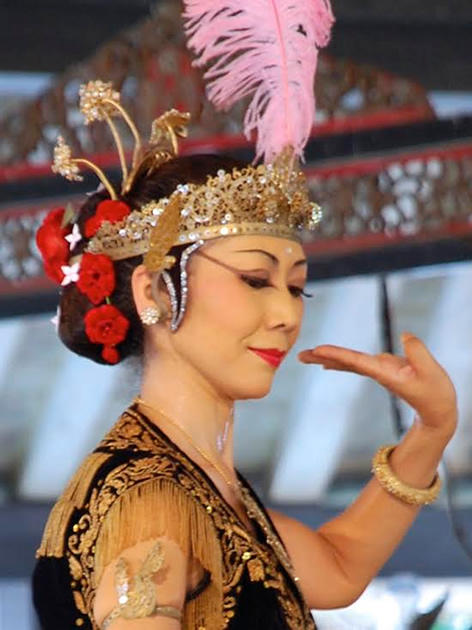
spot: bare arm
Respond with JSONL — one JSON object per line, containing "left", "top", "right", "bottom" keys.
{"left": 93, "top": 538, "right": 186, "bottom": 630}
{"left": 269, "top": 334, "right": 457, "bottom": 610}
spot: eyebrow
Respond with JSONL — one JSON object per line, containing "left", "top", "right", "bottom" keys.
{"left": 234, "top": 248, "right": 307, "bottom": 267}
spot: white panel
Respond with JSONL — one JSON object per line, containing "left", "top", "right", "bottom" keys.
{"left": 429, "top": 90, "right": 472, "bottom": 117}
{"left": 270, "top": 276, "right": 381, "bottom": 503}
{"left": 0, "top": 319, "right": 34, "bottom": 472}
{"left": 0, "top": 579, "right": 34, "bottom": 630}
{"left": 418, "top": 267, "right": 472, "bottom": 472}
{"left": 18, "top": 353, "right": 123, "bottom": 500}
{"left": 0, "top": 318, "right": 24, "bottom": 382}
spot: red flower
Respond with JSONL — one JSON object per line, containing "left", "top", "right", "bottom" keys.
{"left": 36, "top": 208, "right": 69, "bottom": 283}
{"left": 76, "top": 253, "right": 115, "bottom": 305}
{"left": 84, "top": 304, "right": 130, "bottom": 364}
{"left": 85, "top": 200, "right": 131, "bottom": 238}
{"left": 102, "top": 346, "right": 120, "bottom": 364}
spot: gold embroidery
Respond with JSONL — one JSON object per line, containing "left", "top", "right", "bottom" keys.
{"left": 101, "top": 541, "right": 181, "bottom": 629}
{"left": 73, "top": 590, "right": 88, "bottom": 615}
{"left": 55, "top": 408, "right": 314, "bottom": 629}
{"left": 36, "top": 452, "right": 112, "bottom": 558}
{"left": 247, "top": 558, "right": 265, "bottom": 582}
{"left": 240, "top": 485, "right": 315, "bottom": 627}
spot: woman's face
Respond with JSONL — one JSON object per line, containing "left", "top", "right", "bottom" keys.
{"left": 166, "top": 235, "right": 308, "bottom": 401}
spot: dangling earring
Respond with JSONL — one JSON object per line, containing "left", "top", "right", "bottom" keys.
{"left": 140, "top": 306, "right": 161, "bottom": 326}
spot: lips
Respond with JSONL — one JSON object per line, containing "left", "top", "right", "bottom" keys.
{"left": 248, "top": 347, "right": 286, "bottom": 368}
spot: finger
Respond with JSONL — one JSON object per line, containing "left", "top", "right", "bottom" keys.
{"left": 298, "top": 354, "right": 363, "bottom": 374}
{"left": 298, "top": 349, "right": 318, "bottom": 363}
{"left": 298, "top": 347, "right": 364, "bottom": 365}
{"left": 301, "top": 347, "right": 416, "bottom": 389}
{"left": 301, "top": 345, "right": 368, "bottom": 363}
{"left": 310, "top": 345, "right": 380, "bottom": 377}
{"left": 311, "top": 344, "right": 365, "bottom": 358}
{"left": 401, "top": 333, "right": 441, "bottom": 375}
{"left": 321, "top": 362, "right": 360, "bottom": 374}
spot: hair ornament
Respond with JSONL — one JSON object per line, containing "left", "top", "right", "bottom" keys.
{"left": 65, "top": 224, "right": 82, "bottom": 251}
{"left": 183, "top": 0, "right": 334, "bottom": 163}
{"left": 36, "top": 203, "right": 130, "bottom": 364}
{"left": 40, "top": 1, "right": 334, "bottom": 355}
{"left": 143, "top": 196, "right": 181, "bottom": 274}
{"left": 79, "top": 80, "right": 141, "bottom": 190}
{"left": 52, "top": 81, "right": 192, "bottom": 200}
{"left": 150, "top": 110, "right": 191, "bottom": 154}
{"left": 52, "top": 135, "right": 117, "bottom": 200}
{"left": 51, "top": 62, "right": 328, "bottom": 276}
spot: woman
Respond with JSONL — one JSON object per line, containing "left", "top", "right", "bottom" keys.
{"left": 32, "top": 121, "right": 457, "bottom": 629}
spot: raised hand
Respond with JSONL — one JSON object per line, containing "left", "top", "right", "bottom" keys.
{"left": 298, "top": 333, "right": 457, "bottom": 437}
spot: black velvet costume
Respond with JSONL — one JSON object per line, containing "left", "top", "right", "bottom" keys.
{"left": 33, "top": 404, "right": 316, "bottom": 629}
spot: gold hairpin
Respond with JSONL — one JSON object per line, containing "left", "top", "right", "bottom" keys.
{"left": 52, "top": 136, "right": 117, "bottom": 199}
{"left": 52, "top": 80, "right": 191, "bottom": 199}
{"left": 79, "top": 80, "right": 141, "bottom": 189}
{"left": 52, "top": 80, "right": 322, "bottom": 278}
{"left": 143, "top": 196, "right": 182, "bottom": 273}
{"left": 150, "top": 110, "right": 191, "bottom": 153}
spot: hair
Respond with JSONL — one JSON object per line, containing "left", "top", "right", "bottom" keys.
{"left": 58, "top": 154, "right": 245, "bottom": 365}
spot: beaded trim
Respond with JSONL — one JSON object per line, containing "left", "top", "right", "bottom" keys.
{"left": 161, "top": 271, "right": 178, "bottom": 331}
{"left": 174, "top": 241, "right": 204, "bottom": 331}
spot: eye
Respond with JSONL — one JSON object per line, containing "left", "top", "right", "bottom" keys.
{"left": 289, "top": 286, "right": 313, "bottom": 299}
{"left": 240, "top": 275, "right": 271, "bottom": 289}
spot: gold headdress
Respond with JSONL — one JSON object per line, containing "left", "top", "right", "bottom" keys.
{"left": 52, "top": 80, "right": 322, "bottom": 275}
{"left": 43, "top": 0, "right": 334, "bottom": 357}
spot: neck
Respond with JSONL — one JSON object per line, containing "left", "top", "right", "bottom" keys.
{"left": 139, "top": 348, "right": 235, "bottom": 470}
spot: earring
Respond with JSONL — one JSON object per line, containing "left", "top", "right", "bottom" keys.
{"left": 140, "top": 306, "right": 161, "bottom": 326}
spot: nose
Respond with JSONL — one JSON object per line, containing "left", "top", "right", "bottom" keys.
{"left": 265, "top": 287, "right": 302, "bottom": 333}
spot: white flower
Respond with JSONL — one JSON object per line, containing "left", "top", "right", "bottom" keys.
{"left": 65, "top": 224, "right": 82, "bottom": 251}
{"left": 61, "top": 262, "right": 81, "bottom": 286}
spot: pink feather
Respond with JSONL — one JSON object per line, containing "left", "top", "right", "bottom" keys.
{"left": 183, "top": 0, "right": 334, "bottom": 162}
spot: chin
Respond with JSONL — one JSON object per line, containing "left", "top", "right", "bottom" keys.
{"left": 226, "top": 377, "right": 275, "bottom": 401}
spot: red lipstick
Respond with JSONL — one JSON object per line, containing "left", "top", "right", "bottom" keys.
{"left": 248, "top": 347, "right": 286, "bottom": 368}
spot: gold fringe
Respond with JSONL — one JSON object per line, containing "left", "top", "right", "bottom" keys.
{"left": 62, "top": 452, "right": 112, "bottom": 508}
{"left": 94, "top": 478, "right": 224, "bottom": 630}
{"left": 36, "top": 452, "right": 111, "bottom": 558}
{"left": 36, "top": 499, "right": 76, "bottom": 558}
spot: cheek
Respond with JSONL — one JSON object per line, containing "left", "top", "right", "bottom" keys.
{"left": 191, "top": 275, "right": 261, "bottom": 337}
{"left": 171, "top": 273, "right": 265, "bottom": 374}
{"left": 170, "top": 277, "right": 282, "bottom": 399}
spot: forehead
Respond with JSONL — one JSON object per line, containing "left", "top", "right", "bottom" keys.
{"left": 202, "top": 234, "right": 306, "bottom": 262}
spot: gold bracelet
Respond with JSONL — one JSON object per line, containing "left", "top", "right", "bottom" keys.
{"left": 372, "top": 445, "right": 442, "bottom": 506}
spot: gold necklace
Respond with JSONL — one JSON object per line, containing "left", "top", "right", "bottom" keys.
{"left": 135, "top": 396, "right": 238, "bottom": 492}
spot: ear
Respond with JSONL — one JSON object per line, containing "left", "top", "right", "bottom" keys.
{"left": 131, "top": 264, "right": 170, "bottom": 318}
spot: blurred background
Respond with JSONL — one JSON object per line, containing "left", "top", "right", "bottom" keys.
{"left": 1, "top": 1, "right": 472, "bottom": 628}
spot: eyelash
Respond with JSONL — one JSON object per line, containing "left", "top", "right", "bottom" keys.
{"left": 240, "top": 275, "right": 313, "bottom": 298}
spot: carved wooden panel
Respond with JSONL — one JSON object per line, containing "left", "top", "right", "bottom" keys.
{"left": 1, "top": 144, "right": 471, "bottom": 291}
{"left": 0, "top": 1, "right": 433, "bottom": 167}
{"left": 308, "top": 148, "right": 472, "bottom": 244}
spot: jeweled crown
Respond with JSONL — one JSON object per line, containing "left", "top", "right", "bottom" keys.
{"left": 53, "top": 80, "right": 321, "bottom": 274}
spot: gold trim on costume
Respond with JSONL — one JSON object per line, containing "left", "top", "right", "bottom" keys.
{"left": 39, "top": 409, "right": 315, "bottom": 629}
{"left": 36, "top": 452, "right": 112, "bottom": 558}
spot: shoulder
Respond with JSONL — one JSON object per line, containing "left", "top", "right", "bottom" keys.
{"left": 36, "top": 405, "right": 178, "bottom": 560}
